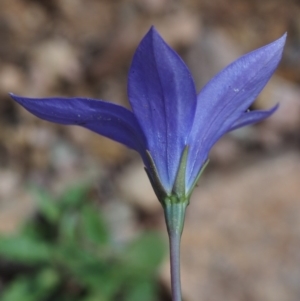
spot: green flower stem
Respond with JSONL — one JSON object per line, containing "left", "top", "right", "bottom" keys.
{"left": 164, "top": 200, "right": 188, "bottom": 301}
{"left": 169, "top": 230, "right": 182, "bottom": 301}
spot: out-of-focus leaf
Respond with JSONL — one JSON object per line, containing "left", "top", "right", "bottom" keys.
{"left": 33, "top": 188, "right": 61, "bottom": 223}
{"left": 82, "top": 292, "right": 109, "bottom": 301}
{"left": 124, "top": 232, "right": 165, "bottom": 274}
{"left": 1, "top": 268, "right": 59, "bottom": 301}
{"left": 0, "top": 236, "right": 52, "bottom": 263}
{"left": 81, "top": 205, "right": 109, "bottom": 245}
{"left": 36, "top": 267, "right": 60, "bottom": 289}
{"left": 69, "top": 257, "right": 111, "bottom": 289}
{"left": 0, "top": 183, "right": 166, "bottom": 301}
{"left": 90, "top": 266, "right": 124, "bottom": 299}
{"left": 1, "top": 277, "right": 33, "bottom": 301}
{"left": 20, "top": 220, "right": 43, "bottom": 240}
{"left": 59, "top": 213, "right": 79, "bottom": 243}
{"left": 58, "top": 245, "right": 121, "bottom": 299}
{"left": 84, "top": 273, "right": 121, "bottom": 300}
{"left": 124, "top": 279, "right": 157, "bottom": 301}
{"left": 59, "top": 184, "right": 90, "bottom": 209}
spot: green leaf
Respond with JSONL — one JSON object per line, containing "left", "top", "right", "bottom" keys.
{"left": 0, "top": 183, "right": 163, "bottom": 301}
{"left": 81, "top": 205, "right": 109, "bottom": 245}
{"left": 82, "top": 292, "right": 109, "bottom": 301}
{"left": 59, "top": 213, "right": 78, "bottom": 243}
{"left": 36, "top": 267, "right": 60, "bottom": 289}
{"left": 0, "top": 236, "right": 52, "bottom": 263}
{"left": 1, "top": 268, "right": 59, "bottom": 301}
{"left": 20, "top": 220, "right": 44, "bottom": 240}
{"left": 124, "top": 232, "right": 165, "bottom": 274}
{"left": 86, "top": 270, "right": 121, "bottom": 299}
{"left": 124, "top": 279, "right": 157, "bottom": 301}
{"left": 59, "top": 184, "right": 90, "bottom": 209}
{"left": 1, "top": 277, "right": 33, "bottom": 301}
{"left": 32, "top": 187, "right": 61, "bottom": 223}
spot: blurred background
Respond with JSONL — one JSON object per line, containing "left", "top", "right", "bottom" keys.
{"left": 0, "top": 0, "right": 300, "bottom": 300}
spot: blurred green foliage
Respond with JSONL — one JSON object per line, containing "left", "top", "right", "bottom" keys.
{"left": 0, "top": 185, "right": 165, "bottom": 301}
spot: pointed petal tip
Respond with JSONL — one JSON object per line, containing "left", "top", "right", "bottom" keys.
{"left": 263, "top": 102, "right": 280, "bottom": 114}
{"left": 9, "top": 93, "right": 43, "bottom": 107}
{"left": 146, "top": 25, "right": 157, "bottom": 36}
{"left": 281, "top": 32, "right": 288, "bottom": 41}
{"left": 271, "top": 102, "right": 280, "bottom": 112}
{"left": 9, "top": 93, "right": 24, "bottom": 104}
{"left": 267, "top": 32, "right": 287, "bottom": 55}
{"left": 276, "top": 32, "right": 287, "bottom": 48}
{"left": 10, "top": 93, "right": 27, "bottom": 101}
{"left": 146, "top": 25, "right": 162, "bottom": 42}
{"left": 267, "top": 102, "right": 280, "bottom": 118}
{"left": 251, "top": 33, "right": 286, "bottom": 65}
{"left": 9, "top": 92, "right": 16, "bottom": 99}
{"left": 228, "top": 103, "right": 279, "bottom": 132}
{"left": 261, "top": 102, "right": 280, "bottom": 119}
{"left": 9, "top": 93, "right": 29, "bottom": 106}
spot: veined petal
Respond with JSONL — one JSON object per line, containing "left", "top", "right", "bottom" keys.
{"left": 228, "top": 104, "right": 279, "bottom": 132}
{"left": 10, "top": 94, "right": 147, "bottom": 156}
{"left": 128, "top": 26, "right": 197, "bottom": 191}
{"left": 187, "top": 34, "right": 286, "bottom": 188}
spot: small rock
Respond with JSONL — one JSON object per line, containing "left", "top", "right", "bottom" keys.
{"left": 29, "top": 39, "right": 81, "bottom": 95}
{"left": 0, "top": 65, "right": 25, "bottom": 94}
{"left": 156, "top": 9, "right": 201, "bottom": 48}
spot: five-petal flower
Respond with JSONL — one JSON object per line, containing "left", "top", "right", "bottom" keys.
{"left": 10, "top": 27, "right": 286, "bottom": 202}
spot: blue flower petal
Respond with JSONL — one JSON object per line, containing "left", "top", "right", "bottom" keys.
{"left": 128, "top": 26, "right": 197, "bottom": 191}
{"left": 10, "top": 94, "right": 147, "bottom": 157}
{"left": 228, "top": 104, "right": 279, "bottom": 132}
{"left": 187, "top": 34, "right": 286, "bottom": 188}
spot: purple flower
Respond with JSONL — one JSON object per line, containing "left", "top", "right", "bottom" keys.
{"left": 10, "top": 27, "right": 286, "bottom": 201}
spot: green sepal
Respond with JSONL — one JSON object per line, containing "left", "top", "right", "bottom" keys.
{"left": 144, "top": 150, "right": 168, "bottom": 203}
{"left": 171, "top": 145, "right": 189, "bottom": 198}
{"left": 145, "top": 148, "right": 209, "bottom": 206}
{"left": 186, "top": 159, "right": 209, "bottom": 199}
{"left": 145, "top": 148, "right": 209, "bottom": 238}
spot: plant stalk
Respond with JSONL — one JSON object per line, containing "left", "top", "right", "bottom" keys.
{"left": 169, "top": 230, "right": 182, "bottom": 301}
{"left": 164, "top": 201, "right": 187, "bottom": 301}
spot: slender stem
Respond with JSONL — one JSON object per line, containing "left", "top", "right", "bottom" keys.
{"left": 169, "top": 230, "right": 182, "bottom": 301}
{"left": 163, "top": 201, "right": 187, "bottom": 301}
